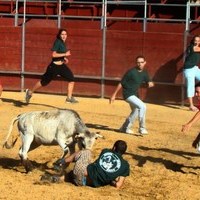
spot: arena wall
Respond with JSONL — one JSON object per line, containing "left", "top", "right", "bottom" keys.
{"left": 0, "top": 1, "right": 200, "bottom": 105}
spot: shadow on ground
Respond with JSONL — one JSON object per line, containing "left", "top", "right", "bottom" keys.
{"left": 126, "top": 146, "right": 200, "bottom": 174}
{"left": 1, "top": 97, "right": 61, "bottom": 109}
{"left": 0, "top": 157, "right": 53, "bottom": 173}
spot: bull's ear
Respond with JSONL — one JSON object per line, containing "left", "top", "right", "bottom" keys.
{"left": 95, "top": 133, "right": 104, "bottom": 139}
{"left": 75, "top": 133, "right": 85, "bottom": 139}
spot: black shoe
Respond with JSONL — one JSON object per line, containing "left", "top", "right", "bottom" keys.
{"left": 53, "top": 158, "right": 66, "bottom": 172}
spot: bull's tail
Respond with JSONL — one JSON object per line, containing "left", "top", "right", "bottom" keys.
{"left": 3, "top": 116, "right": 20, "bottom": 149}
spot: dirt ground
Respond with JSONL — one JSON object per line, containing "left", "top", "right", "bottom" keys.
{"left": 0, "top": 91, "right": 200, "bottom": 200}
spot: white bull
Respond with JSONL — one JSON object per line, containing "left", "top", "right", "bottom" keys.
{"left": 3, "top": 109, "right": 103, "bottom": 173}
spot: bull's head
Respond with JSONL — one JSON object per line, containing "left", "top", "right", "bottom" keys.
{"left": 75, "top": 131, "right": 104, "bottom": 150}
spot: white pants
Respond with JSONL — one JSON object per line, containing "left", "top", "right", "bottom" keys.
{"left": 183, "top": 66, "right": 200, "bottom": 98}
{"left": 121, "top": 95, "right": 146, "bottom": 132}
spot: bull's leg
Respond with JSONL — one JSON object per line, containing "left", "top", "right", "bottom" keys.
{"left": 56, "top": 137, "right": 73, "bottom": 159}
{"left": 19, "top": 133, "right": 34, "bottom": 173}
{"left": 58, "top": 142, "right": 69, "bottom": 159}
{"left": 53, "top": 137, "right": 71, "bottom": 172}
{"left": 29, "top": 141, "right": 41, "bottom": 152}
{"left": 68, "top": 141, "right": 76, "bottom": 155}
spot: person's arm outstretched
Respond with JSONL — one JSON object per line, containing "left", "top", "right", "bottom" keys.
{"left": 64, "top": 151, "right": 80, "bottom": 163}
{"left": 110, "top": 83, "right": 122, "bottom": 104}
{"left": 182, "top": 111, "right": 200, "bottom": 132}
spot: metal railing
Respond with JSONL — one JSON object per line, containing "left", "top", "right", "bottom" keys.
{"left": 1, "top": 1, "right": 199, "bottom": 30}
{"left": 0, "top": 0, "right": 200, "bottom": 103}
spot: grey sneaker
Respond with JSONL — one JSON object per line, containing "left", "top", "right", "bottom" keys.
{"left": 25, "top": 89, "right": 32, "bottom": 104}
{"left": 66, "top": 96, "right": 78, "bottom": 103}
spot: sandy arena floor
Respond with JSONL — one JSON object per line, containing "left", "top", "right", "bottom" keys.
{"left": 0, "top": 91, "right": 200, "bottom": 200}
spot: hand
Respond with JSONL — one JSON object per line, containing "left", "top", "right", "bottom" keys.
{"left": 109, "top": 95, "right": 115, "bottom": 104}
{"left": 181, "top": 124, "right": 191, "bottom": 133}
{"left": 64, "top": 57, "right": 69, "bottom": 64}
{"left": 148, "top": 82, "right": 154, "bottom": 88}
{"left": 66, "top": 50, "right": 71, "bottom": 57}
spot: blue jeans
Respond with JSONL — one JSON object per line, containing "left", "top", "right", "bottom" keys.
{"left": 121, "top": 95, "right": 146, "bottom": 132}
{"left": 183, "top": 66, "right": 200, "bottom": 98}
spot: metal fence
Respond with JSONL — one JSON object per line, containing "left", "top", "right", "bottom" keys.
{"left": 0, "top": 0, "right": 200, "bottom": 104}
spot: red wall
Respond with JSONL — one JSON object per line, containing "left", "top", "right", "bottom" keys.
{"left": 0, "top": 17, "right": 198, "bottom": 105}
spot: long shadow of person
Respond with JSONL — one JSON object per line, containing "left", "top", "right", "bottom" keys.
{"left": 138, "top": 146, "right": 200, "bottom": 159}
{"left": 144, "top": 53, "right": 184, "bottom": 105}
{"left": 1, "top": 97, "right": 61, "bottom": 109}
{"left": 86, "top": 123, "right": 118, "bottom": 132}
{"left": 126, "top": 151, "right": 200, "bottom": 174}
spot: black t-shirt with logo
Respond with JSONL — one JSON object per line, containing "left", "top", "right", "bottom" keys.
{"left": 87, "top": 149, "right": 130, "bottom": 187}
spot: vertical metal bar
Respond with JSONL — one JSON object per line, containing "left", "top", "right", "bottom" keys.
{"left": 101, "top": 0, "right": 105, "bottom": 29}
{"left": 23, "top": 0, "right": 26, "bottom": 24}
{"left": 15, "top": 0, "right": 19, "bottom": 27}
{"left": 101, "top": 0, "right": 107, "bottom": 98}
{"left": 21, "top": 0, "right": 26, "bottom": 92}
{"left": 182, "top": 2, "right": 190, "bottom": 107}
{"left": 104, "top": 0, "right": 107, "bottom": 28}
{"left": 58, "top": 0, "right": 61, "bottom": 28}
{"left": 143, "top": 0, "right": 147, "bottom": 32}
{"left": 186, "top": 2, "right": 190, "bottom": 32}
{"left": 181, "top": 32, "right": 188, "bottom": 107}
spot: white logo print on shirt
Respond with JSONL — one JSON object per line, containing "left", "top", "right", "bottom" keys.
{"left": 99, "top": 152, "right": 121, "bottom": 173}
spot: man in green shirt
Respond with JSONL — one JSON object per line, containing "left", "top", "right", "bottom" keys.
{"left": 110, "top": 55, "right": 154, "bottom": 135}
{"left": 86, "top": 140, "right": 130, "bottom": 188}
{"left": 44, "top": 140, "right": 130, "bottom": 189}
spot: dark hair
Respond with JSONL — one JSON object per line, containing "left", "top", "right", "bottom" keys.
{"left": 136, "top": 55, "right": 145, "bottom": 61}
{"left": 190, "top": 35, "right": 200, "bottom": 45}
{"left": 113, "top": 140, "right": 127, "bottom": 155}
{"left": 195, "top": 82, "right": 200, "bottom": 88}
{"left": 56, "top": 28, "right": 67, "bottom": 40}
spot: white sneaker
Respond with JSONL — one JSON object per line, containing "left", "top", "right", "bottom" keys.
{"left": 119, "top": 128, "right": 133, "bottom": 134}
{"left": 139, "top": 129, "right": 148, "bottom": 135}
{"left": 126, "top": 129, "right": 134, "bottom": 134}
